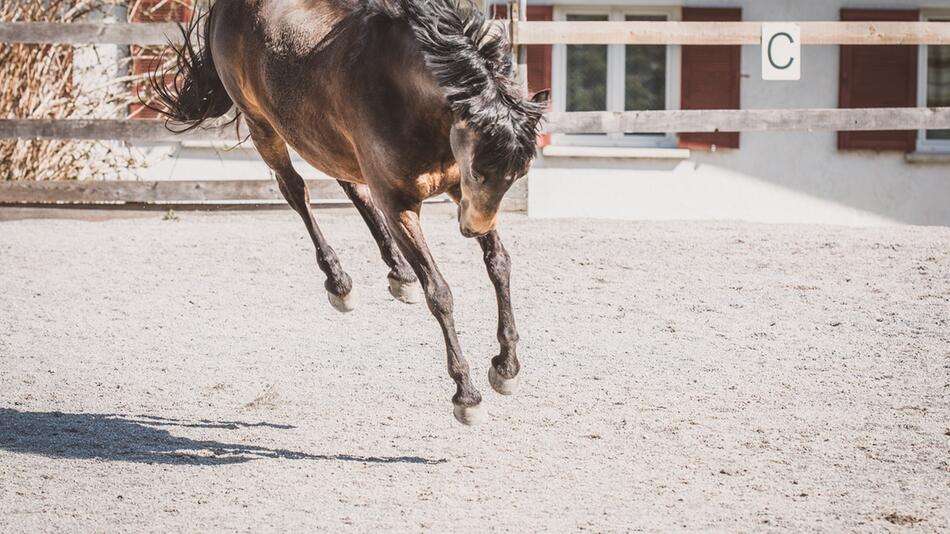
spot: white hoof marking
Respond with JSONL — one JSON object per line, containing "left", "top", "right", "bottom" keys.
{"left": 453, "top": 403, "right": 487, "bottom": 426}
{"left": 327, "top": 290, "right": 356, "bottom": 313}
{"left": 488, "top": 366, "right": 519, "bottom": 395}
{"left": 388, "top": 278, "right": 421, "bottom": 304}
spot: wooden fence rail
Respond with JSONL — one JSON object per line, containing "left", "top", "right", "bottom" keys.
{"left": 0, "top": 22, "right": 180, "bottom": 45}
{"left": 543, "top": 107, "right": 950, "bottom": 135}
{"left": 0, "top": 119, "right": 235, "bottom": 143}
{"left": 3, "top": 21, "right": 950, "bottom": 46}
{"left": 514, "top": 21, "right": 950, "bottom": 46}
{"left": 3, "top": 108, "right": 950, "bottom": 142}
{"left": 0, "top": 179, "right": 346, "bottom": 204}
{"left": 0, "top": 178, "right": 521, "bottom": 209}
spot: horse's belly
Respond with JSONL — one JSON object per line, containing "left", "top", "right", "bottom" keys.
{"left": 291, "top": 141, "right": 364, "bottom": 184}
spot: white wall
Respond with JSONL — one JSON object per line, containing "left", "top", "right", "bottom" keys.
{"left": 528, "top": 0, "right": 950, "bottom": 226}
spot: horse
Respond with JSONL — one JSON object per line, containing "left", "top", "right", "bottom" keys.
{"left": 147, "top": 0, "right": 549, "bottom": 425}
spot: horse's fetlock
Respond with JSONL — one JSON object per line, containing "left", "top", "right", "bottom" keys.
{"left": 324, "top": 271, "right": 353, "bottom": 297}
{"left": 491, "top": 354, "right": 519, "bottom": 378}
{"left": 452, "top": 389, "right": 482, "bottom": 407}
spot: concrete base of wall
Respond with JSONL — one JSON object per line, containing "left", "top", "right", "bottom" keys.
{"left": 528, "top": 133, "right": 950, "bottom": 227}
{"left": 135, "top": 136, "right": 950, "bottom": 226}
{"left": 528, "top": 162, "right": 899, "bottom": 227}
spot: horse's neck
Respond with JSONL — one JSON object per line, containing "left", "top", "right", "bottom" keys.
{"left": 358, "top": 22, "right": 456, "bottom": 149}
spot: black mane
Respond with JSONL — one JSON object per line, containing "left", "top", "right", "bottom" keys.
{"left": 371, "top": 0, "right": 544, "bottom": 178}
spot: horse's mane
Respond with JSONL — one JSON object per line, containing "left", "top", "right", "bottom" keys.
{"left": 366, "top": 0, "right": 544, "bottom": 178}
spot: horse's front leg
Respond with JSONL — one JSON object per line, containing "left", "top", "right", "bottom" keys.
{"left": 478, "top": 231, "right": 520, "bottom": 395}
{"left": 382, "top": 203, "right": 484, "bottom": 425}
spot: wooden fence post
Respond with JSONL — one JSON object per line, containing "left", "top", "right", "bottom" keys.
{"left": 509, "top": 0, "right": 528, "bottom": 94}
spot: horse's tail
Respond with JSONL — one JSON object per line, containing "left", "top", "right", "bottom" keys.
{"left": 142, "top": 6, "right": 234, "bottom": 131}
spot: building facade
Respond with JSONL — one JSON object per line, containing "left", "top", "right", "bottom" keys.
{"left": 142, "top": 0, "right": 950, "bottom": 226}
{"left": 508, "top": 0, "right": 950, "bottom": 226}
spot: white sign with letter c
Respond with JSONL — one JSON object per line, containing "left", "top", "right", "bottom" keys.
{"left": 762, "top": 23, "right": 801, "bottom": 81}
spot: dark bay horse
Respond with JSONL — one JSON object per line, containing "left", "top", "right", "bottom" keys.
{"left": 148, "top": 0, "right": 548, "bottom": 425}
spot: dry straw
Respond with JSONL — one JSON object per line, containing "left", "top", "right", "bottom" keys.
{"left": 0, "top": 1, "right": 190, "bottom": 182}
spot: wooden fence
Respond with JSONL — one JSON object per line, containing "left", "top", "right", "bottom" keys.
{"left": 5, "top": 107, "right": 950, "bottom": 142}
{"left": 5, "top": 20, "right": 950, "bottom": 46}
{"left": 513, "top": 20, "right": 950, "bottom": 45}
{"left": 1, "top": 5, "right": 950, "bottom": 206}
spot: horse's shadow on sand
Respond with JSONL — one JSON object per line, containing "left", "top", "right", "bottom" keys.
{"left": 0, "top": 409, "right": 445, "bottom": 466}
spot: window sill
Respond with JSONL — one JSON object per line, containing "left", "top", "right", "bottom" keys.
{"left": 906, "top": 152, "right": 950, "bottom": 164}
{"left": 541, "top": 145, "right": 691, "bottom": 160}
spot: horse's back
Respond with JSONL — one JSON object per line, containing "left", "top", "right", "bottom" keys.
{"left": 208, "top": 0, "right": 455, "bottom": 188}
{"left": 210, "top": 0, "right": 354, "bottom": 80}
{"left": 209, "top": 0, "right": 369, "bottom": 181}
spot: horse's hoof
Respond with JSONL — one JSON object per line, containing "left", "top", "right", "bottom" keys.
{"left": 388, "top": 278, "right": 421, "bottom": 304}
{"left": 488, "top": 366, "right": 519, "bottom": 395}
{"left": 327, "top": 290, "right": 356, "bottom": 313}
{"left": 453, "top": 403, "right": 487, "bottom": 426}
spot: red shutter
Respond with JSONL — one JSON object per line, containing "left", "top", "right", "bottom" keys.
{"left": 525, "top": 6, "right": 554, "bottom": 97}
{"left": 129, "top": 1, "right": 195, "bottom": 119}
{"left": 838, "top": 9, "right": 919, "bottom": 152}
{"left": 490, "top": 4, "right": 553, "bottom": 145}
{"left": 679, "top": 8, "right": 742, "bottom": 151}
{"left": 488, "top": 4, "right": 552, "bottom": 93}
{"left": 489, "top": 3, "right": 507, "bottom": 19}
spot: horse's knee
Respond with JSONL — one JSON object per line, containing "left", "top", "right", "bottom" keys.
{"left": 486, "top": 247, "right": 511, "bottom": 278}
{"left": 424, "top": 282, "right": 454, "bottom": 317}
{"left": 481, "top": 235, "right": 511, "bottom": 278}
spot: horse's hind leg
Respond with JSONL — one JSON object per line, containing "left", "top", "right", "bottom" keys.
{"left": 337, "top": 181, "right": 420, "bottom": 304}
{"left": 246, "top": 120, "right": 354, "bottom": 312}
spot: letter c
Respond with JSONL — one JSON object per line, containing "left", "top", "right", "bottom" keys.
{"left": 768, "top": 32, "right": 795, "bottom": 70}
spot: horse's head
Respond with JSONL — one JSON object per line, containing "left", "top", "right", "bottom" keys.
{"left": 396, "top": 0, "right": 550, "bottom": 237}
{"left": 450, "top": 90, "right": 550, "bottom": 238}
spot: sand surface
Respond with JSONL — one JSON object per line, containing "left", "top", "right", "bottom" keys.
{"left": 1, "top": 209, "right": 948, "bottom": 532}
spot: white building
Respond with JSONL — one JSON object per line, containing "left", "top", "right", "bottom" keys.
{"left": 143, "top": 0, "right": 950, "bottom": 226}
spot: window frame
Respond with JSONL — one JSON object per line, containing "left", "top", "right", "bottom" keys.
{"left": 551, "top": 5, "right": 681, "bottom": 148}
{"left": 917, "top": 9, "right": 950, "bottom": 154}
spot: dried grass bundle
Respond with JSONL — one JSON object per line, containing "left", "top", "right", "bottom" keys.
{"left": 0, "top": 0, "right": 171, "bottom": 182}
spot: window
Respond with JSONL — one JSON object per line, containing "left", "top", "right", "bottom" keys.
{"left": 624, "top": 15, "right": 668, "bottom": 113}
{"left": 553, "top": 7, "right": 680, "bottom": 147}
{"left": 918, "top": 11, "right": 950, "bottom": 152}
{"left": 565, "top": 14, "right": 608, "bottom": 113}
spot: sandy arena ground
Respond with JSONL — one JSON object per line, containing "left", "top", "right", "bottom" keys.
{"left": 1, "top": 208, "right": 948, "bottom": 532}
